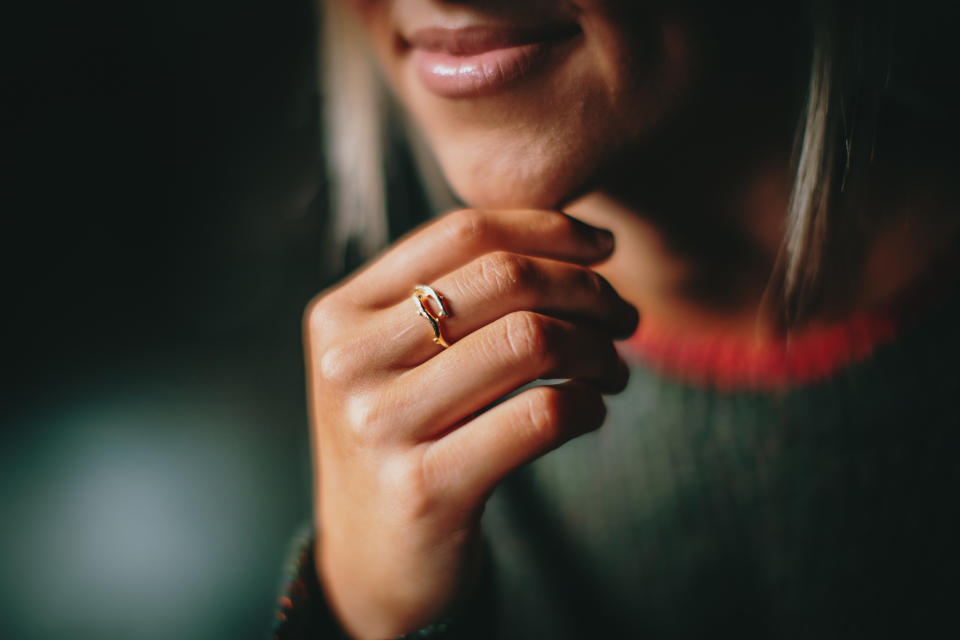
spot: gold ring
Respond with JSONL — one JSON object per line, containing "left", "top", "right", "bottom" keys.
{"left": 412, "top": 284, "right": 450, "bottom": 348}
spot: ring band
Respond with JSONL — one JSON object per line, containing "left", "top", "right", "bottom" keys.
{"left": 412, "top": 284, "right": 450, "bottom": 348}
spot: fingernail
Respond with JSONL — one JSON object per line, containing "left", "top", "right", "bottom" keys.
{"left": 594, "top": 228, "right": 614, "bottom": 250}
{"left": 624, "top": 305, "right": 640, "bottom": 334}
{"left": 617, "top": 306, "right": 640, "bottom": 338}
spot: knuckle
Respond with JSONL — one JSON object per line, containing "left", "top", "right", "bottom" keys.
{"left": 501, "top": 311, "right": 555, "bottom": 369}
{"left": 523, "top": 386, "right": 565, "bottom": 444}
{"left": 444, "top": 209, "right": 490, "bottom": 248}
{"left": 317, "top": 340, "right": 362, "bottom": 386}
{"left": 304, "top": 288, "right": 349, "bottom": 341}
{"left": 524, "top": 385, "right": 606, "bottom": 444}
{"left": 304, "top": 293, "right": 333, "bottom": 336}
{"left": 543, "top": 211, "right": 577, "bottom": 237}
{"left": 480, "top": 252, "right": 536, "bottom": 298}
{"left": 342, "top": 391, "right": 391, "bottom": 445}
{"left": 379, "top": 454, "right": 436, "bottom": 519}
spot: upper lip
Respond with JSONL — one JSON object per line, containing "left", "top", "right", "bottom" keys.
{"left": 405, "top": 23, "right": 581, "bottom": 56}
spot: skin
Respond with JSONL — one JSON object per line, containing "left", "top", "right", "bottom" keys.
{"left": 308, "top": 1, "right": 958, "bottom": 637}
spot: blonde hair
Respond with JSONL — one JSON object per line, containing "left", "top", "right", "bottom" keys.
{"left": 320, "top": 0, "right": 388, "bottom": 259}
{"left": 780, "top": 2, "right": 840, "bottom": 324}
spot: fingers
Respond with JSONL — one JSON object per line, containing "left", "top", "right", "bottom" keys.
{"left": 375, "top": 252, "right": 638, "bottom": 366}
{"left": 347, "top": 209, "right": 615, "bottom": 307}
{"left": 420, "top": 381, "right": 606, "bottom": 503}
{"left": 392, "top": 312, "right": 627, "bottom": 440}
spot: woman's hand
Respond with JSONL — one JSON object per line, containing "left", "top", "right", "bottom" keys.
{"left": 305, "top": 209, "right": 638, "bottom": 639}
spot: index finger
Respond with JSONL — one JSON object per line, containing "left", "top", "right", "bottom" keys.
{"left": 345, "top": 209, "right": 615, "bottom": 308}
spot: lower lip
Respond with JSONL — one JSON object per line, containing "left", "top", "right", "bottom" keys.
{"left": 412, "top": 41, "right": 556, "bottom": 99}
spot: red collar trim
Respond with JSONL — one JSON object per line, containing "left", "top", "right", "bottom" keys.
{"left": 621, "top": 312, "right": 900, "bottom": 391}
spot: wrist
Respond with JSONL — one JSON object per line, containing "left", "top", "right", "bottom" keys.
{"left": 316, "top": 534, "right": 443, "bottom": 639}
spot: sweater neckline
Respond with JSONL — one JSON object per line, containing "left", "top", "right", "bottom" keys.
{"left": 621, "top": 312, "right": 900, "bottom": 391}
{"left": 620, "top": 247, "right": 959, "bottom": 391}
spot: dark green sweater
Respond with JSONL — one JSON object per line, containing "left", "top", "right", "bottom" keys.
{"left": 274, "top": 283, "right": 960, "bottom": 639}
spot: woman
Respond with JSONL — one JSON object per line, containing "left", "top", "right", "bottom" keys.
{"left": 275, "top": 1, "right": 960, "bottom": 638}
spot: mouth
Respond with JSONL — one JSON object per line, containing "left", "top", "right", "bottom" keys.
{"left": 402, "top": 23, "right": 582, "bottom": 99}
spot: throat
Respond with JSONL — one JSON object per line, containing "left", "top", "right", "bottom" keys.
{"left": 565, "top": 189, "right": 787, "bottom": 344}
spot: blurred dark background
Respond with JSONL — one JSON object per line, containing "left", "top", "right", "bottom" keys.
{"left": 4, "top": 2, "right": 327, "bottom": 638}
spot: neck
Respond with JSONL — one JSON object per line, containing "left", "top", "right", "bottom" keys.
{"left": 566, "top": 161, "right": 959, "bottom": 345}
{"left": 567, "top": 179, "right": 786, "bottom": 343}
{"left": 561, "top": 33, "right": 803, "bottom": 342}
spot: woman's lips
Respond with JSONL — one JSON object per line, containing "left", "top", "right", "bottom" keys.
{"left": 405, "top": 24, "right": 581, "bottom": 98}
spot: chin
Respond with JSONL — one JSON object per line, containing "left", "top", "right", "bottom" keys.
{"left": 432, "top": 135, "right": 604, "bottom": 210}
{"left": 443, "top": 163, "right": 587, "bottom": 210}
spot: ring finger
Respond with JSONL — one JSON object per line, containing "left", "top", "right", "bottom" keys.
{"left": 377, "top": 251, "right": 639, "bottom": 367}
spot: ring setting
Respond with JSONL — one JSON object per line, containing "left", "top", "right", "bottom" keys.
{"left": 412, "top": 284, "right": 450, "bottom": 348}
